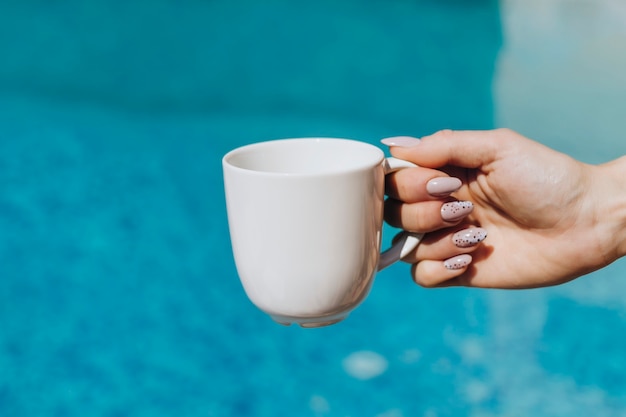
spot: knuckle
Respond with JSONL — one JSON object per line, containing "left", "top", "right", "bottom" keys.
{"left": 412, "top": 264, "right": 439, "bottom": 288}
{"left": 494, "top": 127, "right": 512, "bottom": 135}
{"left": 436, "top": 129, "right": 455, "bottom": 140}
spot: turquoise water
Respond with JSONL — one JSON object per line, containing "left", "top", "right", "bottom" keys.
{"left": 2, "top": 1, "right": 626, "bottom": 416}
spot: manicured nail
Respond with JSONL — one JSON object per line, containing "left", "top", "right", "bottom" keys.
{"left": 427, "top": 177, "right": 462, "bottom": 197}
{"left": 444, "top": 254, "right": 472, "bottom": 270}
{"left": 441, "top": 201, "right": 474, "bottom": 222}
{"left": 453, "top": 227, "right": 488, "bottom": 248}
{"left": 381, "top": 136, "right": 420, "bottom": 147}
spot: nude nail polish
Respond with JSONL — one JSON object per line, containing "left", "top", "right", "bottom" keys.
{"left": 441, "top": 201, "right": 474, "bottom": 222}
{"left": 427, "top": 177, "right": 462, "bottom": 197}
{"left": 444, "top": 254, "right": 472, "bottom": 270}
{"left": 381, "top": 136, "right": 420, "bottom": 147}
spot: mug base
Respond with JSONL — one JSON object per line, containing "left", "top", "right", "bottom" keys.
{"left": 270, "top": 312, "right": 348, "bottom": 328}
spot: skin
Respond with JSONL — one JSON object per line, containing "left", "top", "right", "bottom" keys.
{"left": 383, "top": 128, "right": 626, "bottom": 289}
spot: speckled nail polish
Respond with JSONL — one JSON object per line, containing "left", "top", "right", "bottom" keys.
{"left": 427, "top": 177, "right": 462, "bottom": 197}
{"left": 453, "top": 227, "right": 488, "bottom": 248}
{"left": 444, "top": 254, "right": 472, "bottom": 270}
{"left": 441, "top": 201, "right": 474, "bottom": 222}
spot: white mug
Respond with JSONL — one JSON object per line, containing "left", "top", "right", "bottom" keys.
{"left": 223, "top": 138, "right": 423, "bottom": 327}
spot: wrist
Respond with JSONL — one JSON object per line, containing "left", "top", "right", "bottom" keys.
{"left": 594, "top": 156, "right": 626, "bottom": 262}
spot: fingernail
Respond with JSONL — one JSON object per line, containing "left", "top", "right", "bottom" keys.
{"left": 427, "top": 177, "right": 462, "bottom": 197}
{"left": 453, "top": 227, "right": 487, "bottom": 248}
{"left": 441, "top": 201, "right": 474, "bottom": 222}
{"left": 381, "top": 136, "right": 420, "bottom": 147}
{"left": 444, "top": 254, "right": 472, "bottom": 270}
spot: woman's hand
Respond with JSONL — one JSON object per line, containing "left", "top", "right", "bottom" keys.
{"left": 383, "top": 128, "right": 626, "bottom": 289}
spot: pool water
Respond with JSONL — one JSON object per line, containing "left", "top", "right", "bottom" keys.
{"left": 1, "top": 1, "right": 626, "bottom": 416}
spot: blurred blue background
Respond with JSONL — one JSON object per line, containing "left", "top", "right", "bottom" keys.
{"left": 1, "top": 0, "right": 626, "bottom": 416}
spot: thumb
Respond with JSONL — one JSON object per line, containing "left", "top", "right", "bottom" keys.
{"left": 381, "top": 129, "right": 503, "bottom": 169}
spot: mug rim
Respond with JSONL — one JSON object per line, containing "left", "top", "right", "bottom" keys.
{"left": 222, "top": 137, "right": 385, "bottom": 177}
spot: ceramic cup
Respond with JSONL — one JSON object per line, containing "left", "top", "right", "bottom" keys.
{"left": 223, "top": 138, "right": 423, "bottom": 327}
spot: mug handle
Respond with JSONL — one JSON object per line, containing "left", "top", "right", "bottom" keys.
{"left": 378, "top": 157, "right": 424, "bottom": 271}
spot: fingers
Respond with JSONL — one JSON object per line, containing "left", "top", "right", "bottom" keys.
{"left": 412, "top": 256, "right": 473, "bottom": 288}
{"left": 393, "top": 226, "right": 487, "bottom": 287}
{"left": 385, "top": 198, "right": 474, "bottom": 233}
{"left": 381, "top": 130, "right": 507, "bottom": 288}
{"left": 381, "top": 129, "right": 510, "bottom": 169}
{"left": 385, "top": 166, "right": 462, "bottom": 202}
{"left": 401, "top": 226, "right": 487, "bottom": 263}
{"left": 384, "top": 163, "right": 471, "bottom": 233}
